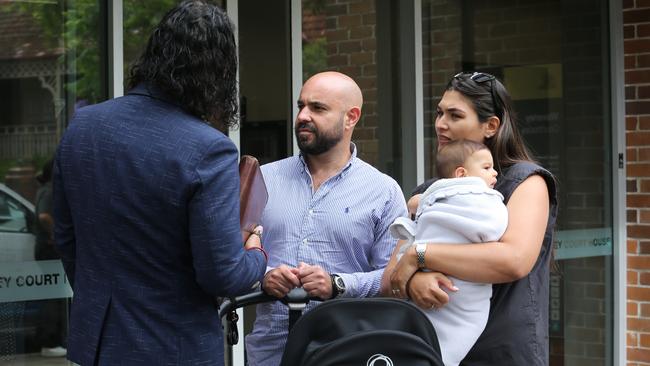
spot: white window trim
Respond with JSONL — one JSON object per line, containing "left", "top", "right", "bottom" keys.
{"left": 610, "top": 0, "right": 626, "bottom": 364}
{"left": 225, "top": 4, "right": 245, "bottom": 365}
{"left": 414, "top": 0, "right": 424, "bottom": 185}
{"left": 108, "top": 0, "right": 123, "bottom": 98}
{"left": 290, "top": 0, "right": 302, "bottom": 156}
{"left": 227, "top": 0, "right": 241, "bottom": 153}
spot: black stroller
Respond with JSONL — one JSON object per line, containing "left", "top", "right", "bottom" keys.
{"left": 219, "top": 288, "right": 444, "bottom": 366}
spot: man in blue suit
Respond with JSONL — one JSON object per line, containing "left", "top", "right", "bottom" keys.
{"left": 53, "top": 1, "right": 267, "bottom": 365}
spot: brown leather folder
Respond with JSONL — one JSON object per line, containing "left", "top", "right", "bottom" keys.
{"left": 239, "top": 155, "right": 268, "bottom": 243}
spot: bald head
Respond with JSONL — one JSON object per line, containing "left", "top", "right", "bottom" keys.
{"left": 303, "top": 71, "right": 363, "bottom": 111}
{"left": 296, "top": 71, "right": 363, "bottom": 156}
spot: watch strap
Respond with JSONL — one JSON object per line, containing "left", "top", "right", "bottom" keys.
{"left": 330, "top": 274, "right": 340, "bottom": 299}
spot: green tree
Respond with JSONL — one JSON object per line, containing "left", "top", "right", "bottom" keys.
{"left": 10, "top": 0, "right": 189, "bottom": 104}
{"left": 122, "top": 0, "right": 178, "bottom": 75}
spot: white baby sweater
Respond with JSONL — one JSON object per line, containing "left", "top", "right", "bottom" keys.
{"left": 390, "top": 177, "right": 508, "bottom": 366}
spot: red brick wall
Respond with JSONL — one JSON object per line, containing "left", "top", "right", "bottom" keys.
{"left": 303, "top": 0, "right": 379, "bottom": 166}
{"left": 625, "top": 0, "right": 650, "bottom": 364}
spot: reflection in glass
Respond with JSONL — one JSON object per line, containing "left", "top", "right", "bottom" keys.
{"left": 0, "top": 0, "right": 106, "bottom": 362}
{"left": 301, "top": 0, "right": 404, "bottom": 182}
{"left": 123, "top": 0, "right": 182, "bottom": 81}
{"left": 123, "top": 0, "right": 226, "bottom": 88}
{"left": 238, "top": 0, "right": 291, "bottom": 164}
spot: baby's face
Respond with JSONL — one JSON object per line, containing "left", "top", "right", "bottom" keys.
{"left": 463, "top": 149, "right": 498, "bottom": 188}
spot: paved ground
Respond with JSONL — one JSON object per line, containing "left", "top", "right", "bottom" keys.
{"left": 0, "top": 354, "right": 72, "bottom": 366}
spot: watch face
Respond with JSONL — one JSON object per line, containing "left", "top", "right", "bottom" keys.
{"left": 335, "top": 276, "right": 346, "bottom": 291}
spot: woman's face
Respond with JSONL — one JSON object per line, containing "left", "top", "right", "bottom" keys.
{"left": 435, "top": 90, "right": 489, "bottom": 151}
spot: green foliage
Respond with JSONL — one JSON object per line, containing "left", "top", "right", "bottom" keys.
{"left": 9, "top": 0, "right": 102, "bottom": 103}
{"left": 303, "top": 37, "right": 327, "bottom": 81}
{"left": 0, "top": 155, "right": 50, "bottom": 184}
{"left": 6, "top": 0, "right": 237, "bottom": 111}
{"left": 122, "top": 0, "right": 178, "bottom": 77}
{"left": 303, "top": 0, "right": 326, "bottom": 15}
{"left": 9, "top": 0, "right": 184, "bottom": 104}
{"left": 64, "top": 0, "right": 103, "bottom": 104}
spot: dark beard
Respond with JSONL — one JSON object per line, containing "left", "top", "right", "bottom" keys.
{"left": 295, "top": 121, "right": 343, "bottom": 155}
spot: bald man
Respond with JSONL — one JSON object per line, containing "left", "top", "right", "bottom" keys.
{"left": 245, "top": 72, "right": 407, "bottom": 366}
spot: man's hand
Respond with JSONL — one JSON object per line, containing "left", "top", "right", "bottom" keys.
{"left": 262, "top": 265, "right": 301, "bottom": 298}
{"left": 296, "top": 262, "right": 332, "bottom": 300}
{"left": 406, "top": 271, "right": 458, "bottom": 310}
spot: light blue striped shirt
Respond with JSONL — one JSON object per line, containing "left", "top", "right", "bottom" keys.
{"left": 245, "top": 144, "right": 407, "bottom": 366}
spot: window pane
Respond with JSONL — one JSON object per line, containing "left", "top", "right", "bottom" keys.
{"left": 0, "top": 0, "right": 106, "bottom": 361}
{"left": 421, "top": 1, "right": 613, "bottom": 365}
{"left": 238, "top": 0, "right": 291, "bottom": 164}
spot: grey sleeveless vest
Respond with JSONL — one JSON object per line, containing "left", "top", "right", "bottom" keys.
{"left": 461, "top": 161, "right": 558, "bottom": 366}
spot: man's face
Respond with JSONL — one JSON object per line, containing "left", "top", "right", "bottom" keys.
{"left": 294, "top": 79, "right": 347, "bottom": 155}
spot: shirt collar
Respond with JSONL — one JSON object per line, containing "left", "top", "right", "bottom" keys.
{"left": 298, "top": 142, "right": 357, "bottom": 178}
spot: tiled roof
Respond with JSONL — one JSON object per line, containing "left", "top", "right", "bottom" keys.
{"left": 0, "top": 2, "right": 63, "bottom": 61}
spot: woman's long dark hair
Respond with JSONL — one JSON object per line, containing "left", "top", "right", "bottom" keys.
{"left": 447, "top": 74, "right": 533, "bottom": 172}
{"left": 127, "top": 0, "right": 238, "bottom": 129}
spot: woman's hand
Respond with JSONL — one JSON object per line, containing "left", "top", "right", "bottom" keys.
{"left": 407, "top": 271, "right": 458, "bottom": 310}
{"left": 244, "top": 225, "right": 263, "bottom": 250}
{"left": 389, "top": 245, "right": 419, "bottom": 299}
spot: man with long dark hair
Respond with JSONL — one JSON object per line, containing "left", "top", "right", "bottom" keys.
{"left": 53, "top": 1, "right": 267, "bottom": 365}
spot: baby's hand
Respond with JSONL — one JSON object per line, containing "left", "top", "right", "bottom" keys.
{"left": 407, "top": 194, "right": 422, "bottom": 220}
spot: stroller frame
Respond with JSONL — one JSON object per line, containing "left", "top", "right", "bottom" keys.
{"left": 219, "top": 288, "right": 444, "bottom": 366}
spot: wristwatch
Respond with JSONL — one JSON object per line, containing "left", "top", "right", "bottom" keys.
{"left": 415, "top": 243, "right": 427, "bottom": 269}
{"left": 330, "top": 274, "right": 346, "bottom": 299}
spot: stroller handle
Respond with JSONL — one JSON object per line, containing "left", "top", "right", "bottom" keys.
{"left": 218, "top": 287, "right": 318, "bottom": 319}
{"left": 219, "top": 287, "right": 323, "bottom": 346}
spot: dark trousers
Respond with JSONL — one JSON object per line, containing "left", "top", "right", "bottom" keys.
{"left": 36, "top": 298, "right": 68, "bottom": 348}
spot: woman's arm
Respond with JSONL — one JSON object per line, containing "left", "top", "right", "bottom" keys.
{"left": 390, "top": 175, "right": 550, "bottom": 296}
{"left": 380, "top": 239, "right": 407, "bottom": 296}
{"left": 382, "top": 239, "right": 456, "bottom": 309}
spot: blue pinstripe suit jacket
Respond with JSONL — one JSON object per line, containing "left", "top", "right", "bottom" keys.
{"left": 53, "top": 84, "right": 266, "bottom": 365}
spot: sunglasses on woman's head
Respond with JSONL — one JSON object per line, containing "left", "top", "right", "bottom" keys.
{"left": 454, "top": 71, "right": 496, "bottom": 83}
{"left": 453, "top": 72, "right": 500, "bottom": 118}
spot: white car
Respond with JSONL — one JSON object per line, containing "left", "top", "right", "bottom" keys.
{"left": 0, "top": 183, "right": 36, "bottom": 262}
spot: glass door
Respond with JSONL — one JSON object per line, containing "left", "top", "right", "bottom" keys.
{"left": 0, "top": 0, "right": 108, "bottom": 363}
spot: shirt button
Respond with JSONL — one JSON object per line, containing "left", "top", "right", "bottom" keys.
{"left": 309, "top": 209, "right": 314, "bottom": 215}
{"left": 303, "top": 239, "right": 308, "bottom": 244}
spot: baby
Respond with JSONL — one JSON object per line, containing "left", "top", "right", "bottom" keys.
{"left": 390, "top": 139, "right": 508, "bottom": 366}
